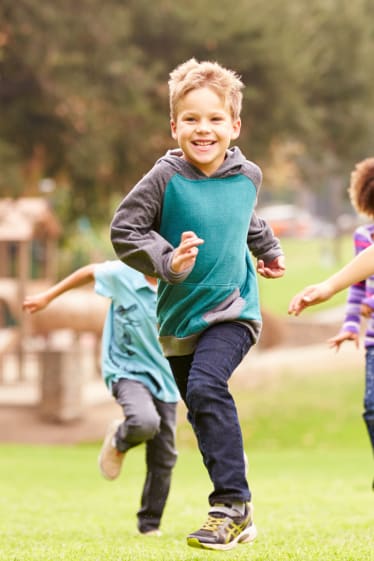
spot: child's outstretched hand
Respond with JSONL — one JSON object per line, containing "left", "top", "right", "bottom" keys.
{"left": 328, "top": 330, "right": 359, "bottom": 351}
{"left": 171, "top": 231, "right": 204, "bottom": 274}
{"left": 257, "top": 255, "right": 286, "bottom": 279}
{"left": 23, "top": 293, "right": 50, "bottom": 314}
{"left": 288, "top": 280, "right": 334, "bottom": 316}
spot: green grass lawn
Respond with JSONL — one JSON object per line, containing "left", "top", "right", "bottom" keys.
{"left": 1, "top": 365, "right": 373, "bottom": 561}
{"left": 1, "top": 447, "right": 372, "bottom": 561}
{"left": 258, "top": 235, "right": 354, "bottom": 315}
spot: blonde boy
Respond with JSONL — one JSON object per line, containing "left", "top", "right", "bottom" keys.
{"left": 111, "top": 59, "right": 285, "bottom": 550}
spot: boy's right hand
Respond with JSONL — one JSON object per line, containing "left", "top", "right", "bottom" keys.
{"left": 23, "top": 293, "right": 50, "bottom": 314}
{"left": 171, "top": 231, "right": 204, "bottom": 274}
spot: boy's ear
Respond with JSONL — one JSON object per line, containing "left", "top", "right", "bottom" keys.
{"left": 231, "top": 118, "right": 241, "bottom": 140}
{"left": 170, "top": 120, "right": 177, "bottom": 139}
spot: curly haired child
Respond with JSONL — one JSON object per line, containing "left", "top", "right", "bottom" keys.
{"left": 290, "top": 158, "right": 374, "bottom": 490}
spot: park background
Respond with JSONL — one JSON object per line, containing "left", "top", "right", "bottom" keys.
{"left": 0, "top": 1, "right": 373, "bottom": 560}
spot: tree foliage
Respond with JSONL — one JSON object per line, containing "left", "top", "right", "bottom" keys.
{"left": 1, "top": 0, "right": 374, "bottom": 227}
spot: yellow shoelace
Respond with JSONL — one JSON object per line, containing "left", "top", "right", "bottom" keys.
{"left": 201, "top": 515, "right": 225, "bottom": 532}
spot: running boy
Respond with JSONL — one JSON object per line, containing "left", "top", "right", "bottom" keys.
{"left": 23, "top": 260, "right": 179, "bottom": 535}
{"left": 289, "top": 158, "right": 374, "bottom": 490}
{"left": 110, "top": 58, "right": 285, "bottom": 550}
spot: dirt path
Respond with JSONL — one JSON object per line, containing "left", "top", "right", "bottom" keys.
{"left": 0, "top": 343, "right": 363, "bottom": 445}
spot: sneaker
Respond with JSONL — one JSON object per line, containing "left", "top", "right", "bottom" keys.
{"left": 187, "top": 502, "right": 257, "bottom": 551}
{"left": 98, "top": 419, "right": 125, "bottom": 480}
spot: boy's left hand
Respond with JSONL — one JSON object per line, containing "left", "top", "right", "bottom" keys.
{"left": 257, "top": 256, "right": 285, "bottom": 279}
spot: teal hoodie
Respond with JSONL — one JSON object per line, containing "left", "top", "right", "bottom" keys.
{"left": 111, "top": 147, "right": 283, "bottom": 356}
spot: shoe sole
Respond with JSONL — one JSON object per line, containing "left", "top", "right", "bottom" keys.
{"left": 187, "top": 523, "right": 257, "bottom": 551}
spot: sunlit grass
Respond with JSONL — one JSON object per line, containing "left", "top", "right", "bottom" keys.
{"left": 1, "top": 446, "right": 372, "bottom": 561}
{"left": 1, "top": 365, "right": 373, "bottom": 561}
{"left": 258, "top": 235, "right": 354, "bottom": 315}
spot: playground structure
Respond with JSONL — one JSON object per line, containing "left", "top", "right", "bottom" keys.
{"left": 0, "top": 197, "right": 59, "bottom": 380}
{"left": 0, "top": 197, "right": 108, "bottom": 421}
{"left": 0, "top": 198, "right": 342, "bottom": 424}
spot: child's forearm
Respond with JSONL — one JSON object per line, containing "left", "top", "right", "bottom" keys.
{"left": 39, "top": 265, "right": 96, "bottom": 305}
{"left": 50, "top": 264, "right": 95, "bottom": 296}
{"left": 325, "top": 246, "right": 374, "bottom": 295}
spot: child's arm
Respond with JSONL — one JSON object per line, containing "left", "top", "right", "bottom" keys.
{"left": 247, "top": 212, "right": 286, "bottom": 278}
{"left": 288, "top": 280, "right": 336, "bottom": 315}
{"left": 111, "top": 169, "right": 179, "bottom": 282}
{"left": 23, "top": 264, "right": 96, "bottom": 314}
{"left": 288, "top": 244, "right": 374, "bottom": 316}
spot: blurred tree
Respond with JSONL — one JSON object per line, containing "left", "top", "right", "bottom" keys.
{"left": 0, "top": 0, "right": 373, "bottom": 232}
{"left": 305, "top": 0, "right": 374, "bottom": 160}
{"left": 292, "top": 0, "right": 374, "bottom": 225}
{"left": 0, "top": 140, "right": 24, "bottom": 195}
{"left": 0, "top": 0, "right": 164, "bottom": 225}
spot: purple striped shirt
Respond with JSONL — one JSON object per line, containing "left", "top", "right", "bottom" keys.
{"left": 342, "top": 224, "right": 374, "bottom": 348}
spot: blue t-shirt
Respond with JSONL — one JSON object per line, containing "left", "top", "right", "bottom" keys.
{"left": 94, "top": 261, "right": 179, "bottom": 403}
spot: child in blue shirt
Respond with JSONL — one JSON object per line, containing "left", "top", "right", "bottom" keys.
{"left": 23, "top": 260, "right": 179, "bottom": 536}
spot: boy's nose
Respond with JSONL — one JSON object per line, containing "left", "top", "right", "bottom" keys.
{"left": 196, "top": 119, "right": 211, "bottom": 133}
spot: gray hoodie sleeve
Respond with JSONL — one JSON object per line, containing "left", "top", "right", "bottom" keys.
{"left": 240, "top": 160, "right": 283, "bottom": 262}
{"left": 247, "top": 211, "right": 283, "bottom": 262}
{"left": 110, "top": 167, "right": 189, "bottom": 283}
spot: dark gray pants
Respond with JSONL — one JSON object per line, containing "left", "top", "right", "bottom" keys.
{"left": 112, "top": 378, "right": 178, "bottom": 533}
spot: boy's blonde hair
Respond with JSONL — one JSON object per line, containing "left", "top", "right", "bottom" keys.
{"left": 349, "top": 157, "right": 374, "bottom": 219}
{"left": 168, "top": 58, "right": 244, "bottom": 122}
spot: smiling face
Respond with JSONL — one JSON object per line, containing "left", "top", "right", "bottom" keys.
{"left": 170, "top": 86, "right": 241, "bottom": 176}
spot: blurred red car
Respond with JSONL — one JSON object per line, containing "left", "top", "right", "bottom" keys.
{"left": 257, "top": 204, "right": 313, "bottom": 238}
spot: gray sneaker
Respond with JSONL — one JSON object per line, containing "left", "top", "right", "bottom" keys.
{"left": 98, "top": 419, "right": 125, "bottom": 480}
{"left": 187, "top": 502, "right": 257, "bottom": 551}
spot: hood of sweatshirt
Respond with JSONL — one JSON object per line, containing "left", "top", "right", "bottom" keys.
{"left": 156, "top": 146, "right": 262, "bottom": 187}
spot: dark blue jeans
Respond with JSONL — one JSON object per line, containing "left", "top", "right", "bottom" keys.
{"left": 364, "top": 348, "right": 374, "bottom": 455}
{"left": 168, "top": 322, "right": 253, "bottom": 506}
